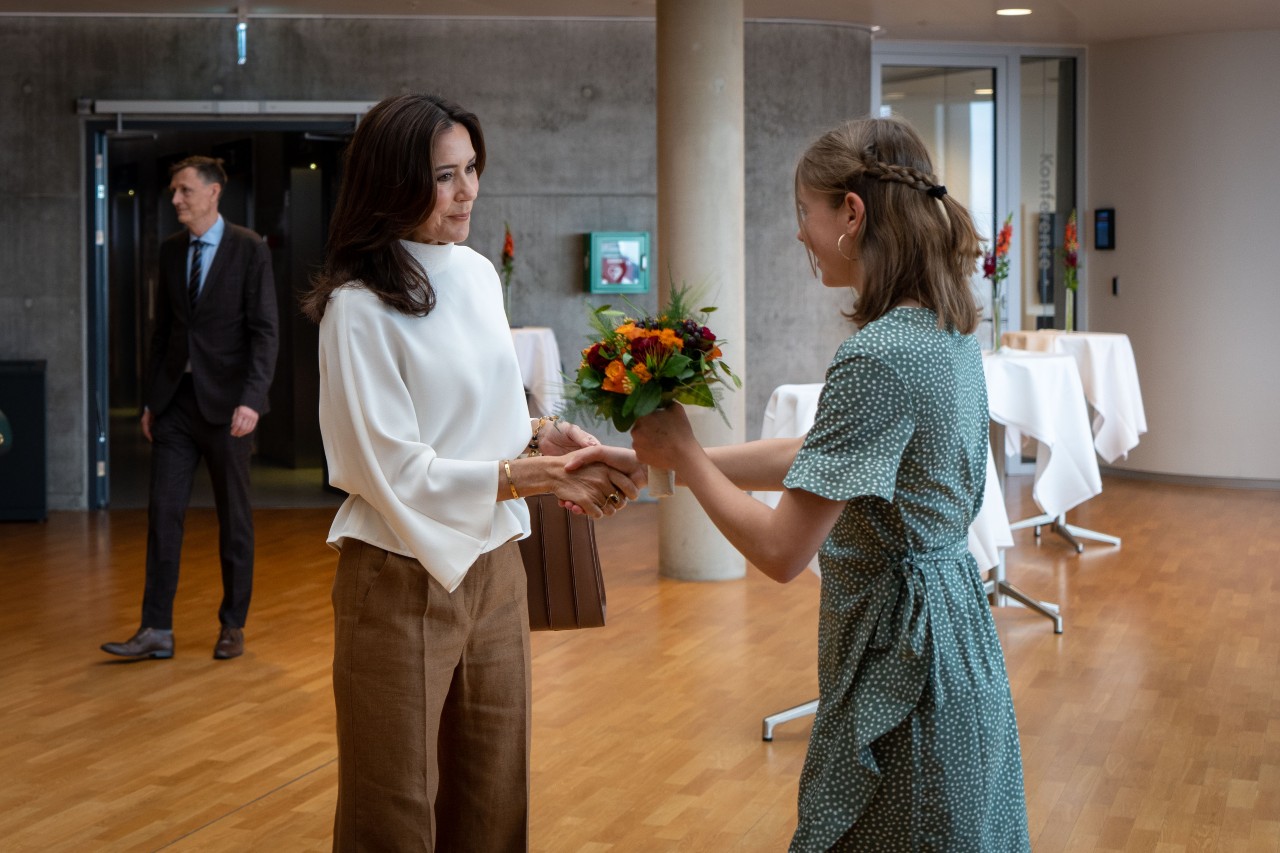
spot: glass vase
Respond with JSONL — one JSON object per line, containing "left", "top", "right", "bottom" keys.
{"left": 1064, "top": 289, "right": 1075, "bottom": 331}
{"left": 992, "top": 284, "right": 1003, "bottom": 351}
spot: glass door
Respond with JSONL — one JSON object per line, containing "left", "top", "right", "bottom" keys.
{"left": 874, "top": 55, "right": 1008, "bottom": 350}
{"left": 874, "top": 44, "right": 1083, "bottom": 340}
{"left": 1019, "top": 56, "right": 1078, "bottom": 331}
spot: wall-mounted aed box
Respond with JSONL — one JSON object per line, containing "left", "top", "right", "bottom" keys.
{"left": 584, "top": 231, "right": 649, "bottom": 294}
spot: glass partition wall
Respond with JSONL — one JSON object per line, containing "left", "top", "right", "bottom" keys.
{"left": 878, "top": 62, "right": 1000, "bottom": 345}
{"left": 1020, "top": 56, "right": 1078, "bottom": 331}
{"left": 873, "top": 45, "right": 1082, "bottom": 344}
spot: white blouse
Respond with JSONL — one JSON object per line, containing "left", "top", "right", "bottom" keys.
{"left": 318, "top": 240, "right": 532, "bottom": 592}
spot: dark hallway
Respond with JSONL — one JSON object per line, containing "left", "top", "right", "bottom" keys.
{"left": 98, "top": 121, "right": 349, "bottom": 509}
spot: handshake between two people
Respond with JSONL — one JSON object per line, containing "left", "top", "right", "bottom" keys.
{"left": 556, "top": 406, "right": 700, "bottom": 517}
{"left": 519, "top": 418, "right": 645, "bottom": 519}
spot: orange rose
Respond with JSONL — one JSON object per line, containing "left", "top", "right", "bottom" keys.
{"left": 602, "top": 360, "right": 632, "bottom": 394}
{"left": 615, "top": 322, "right": 645, "bottom": 341}
{"left": 658, "top": 328, "right": 684, "bottom": 349}
{"left": 632, "top": 363, "right": 652, "bottom": 383}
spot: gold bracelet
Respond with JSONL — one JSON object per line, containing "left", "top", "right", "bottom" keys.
{"left": 503, "top": 459, "right": 521, "bottom": 500}
{"left": 526, "top": 414, "right": 561, "bottom": 458}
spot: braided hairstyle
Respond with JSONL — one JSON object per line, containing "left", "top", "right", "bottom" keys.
{"left": 795, "top": 116, "right": 981, "bottom": 333}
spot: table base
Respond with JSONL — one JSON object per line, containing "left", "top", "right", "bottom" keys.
{"left": 985, "top": 548, "right": 1064, "bottom": 633}
{"left": 984, "top": 576, "right": 1063, "bottom": 634}
{"left": 761, "top": 698, "right": 818, "bottom": 742}
{"left": 1010, "top": 512, "right": 1122, "bottom": 552}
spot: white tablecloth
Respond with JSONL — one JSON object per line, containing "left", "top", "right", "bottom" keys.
{"left": 983, "top": 350, "right": 1102, "bottom": 518}
{"left": 754, "top": 383, "right": 1013, "bottom": 571}
{"left": 510, "top": 326, "right": 565, "bottom": 417}
{"left": 1001, "top": 330, "right": 1147, "bottom": 463}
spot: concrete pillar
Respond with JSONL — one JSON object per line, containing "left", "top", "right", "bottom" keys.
{"left": 655, "top": 0, "right": 747, "bottom": 581}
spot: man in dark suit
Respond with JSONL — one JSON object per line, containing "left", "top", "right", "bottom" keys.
{"left": 102, "top": 156, "right": 278, "bottom": 662}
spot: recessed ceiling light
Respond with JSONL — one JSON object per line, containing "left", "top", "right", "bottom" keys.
{"left": 996, "top": 8, "right": 1033, "bottom": 15}
{"left": 974, "top": 88, "right": 994, "bottom": 96}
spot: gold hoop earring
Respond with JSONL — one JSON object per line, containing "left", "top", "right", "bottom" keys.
{"left": 837, "top": 233, "right": 858, "bottom": 262}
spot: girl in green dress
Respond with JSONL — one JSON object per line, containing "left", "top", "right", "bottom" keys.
{"left": 629, "top": 117, "right": 1031, "bottom": 851}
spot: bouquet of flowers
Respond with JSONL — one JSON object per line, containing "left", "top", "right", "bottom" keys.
{"left": 567, "top": 286, "right": 741, "bottom": 495}
{"left": 1062, "top": 209, "right": 1079, "bottom": 330}
{"left": 983, "top": 213, "right": 1013, "bottom": 350}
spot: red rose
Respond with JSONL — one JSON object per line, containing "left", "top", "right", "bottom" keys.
{"left": 584, "top": 342, "right": 611, "bottom": 373}
{"left": 686, "top": 326, "right": 716, "bottom": 353}
{"left": 630, "top": 335, "right": 667, "bottom": 362}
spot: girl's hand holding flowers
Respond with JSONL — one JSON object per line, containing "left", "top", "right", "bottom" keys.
{"left": 630, "top": 405, "right": 698, "bottom": 473}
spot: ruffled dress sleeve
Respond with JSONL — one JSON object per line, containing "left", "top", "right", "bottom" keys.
{"left": 783, "top": 348, "right": 915, "bottom": 503}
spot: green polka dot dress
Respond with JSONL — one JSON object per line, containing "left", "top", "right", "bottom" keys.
{"left": 783, "top": 307, "right": 1030, "bottom": 852}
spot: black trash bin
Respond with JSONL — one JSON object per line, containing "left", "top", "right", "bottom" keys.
{"left": 0, "top": 360, "right": 47, "bottom": 522}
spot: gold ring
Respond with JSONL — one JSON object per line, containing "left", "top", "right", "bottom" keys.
{"left": 607, "top": 492, "right": 622, "bottom": 505}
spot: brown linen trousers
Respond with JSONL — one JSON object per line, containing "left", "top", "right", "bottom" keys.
{"left": 331, "top": 538, "right": 532, "bottom": 852}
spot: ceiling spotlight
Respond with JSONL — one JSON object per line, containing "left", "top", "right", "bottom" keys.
{"left": 974, "top": 88, "right": 994, "bottom": 96}
{"left": 996, "top": 8, "right": 1033, "bottom": 15}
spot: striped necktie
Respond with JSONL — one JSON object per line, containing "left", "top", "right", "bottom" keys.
{"left": 188, "top": 240, "right": 205, "bottom": 310}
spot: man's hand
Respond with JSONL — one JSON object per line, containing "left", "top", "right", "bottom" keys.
{"left": 140, "top": 409, "right": 154, "bottom": 443}
{"left": 230, "top": 405, "right": 260, "bottom": 437}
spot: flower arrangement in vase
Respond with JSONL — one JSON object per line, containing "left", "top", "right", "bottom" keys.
{"left": 1062, "top": 209, "right": 1079, "bottom": 331}
{"left": 982, "top": 213, "right": 1013, "bottom": 351}
{"left": 499, "top": 222, "right": 515, "bottom": 324}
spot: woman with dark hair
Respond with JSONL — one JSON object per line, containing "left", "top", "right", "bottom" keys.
{"left": 305, "top": 93, "right": 643, "bottom": 851}
{"left": 614, "top": 116, "right": 1030, "bottom": 849}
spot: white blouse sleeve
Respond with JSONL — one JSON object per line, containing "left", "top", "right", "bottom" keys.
{"left": 319, "top": 289, "right": 521, "bottom": 591}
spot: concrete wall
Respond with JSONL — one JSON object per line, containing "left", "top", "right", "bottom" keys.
{"left": 1087, "top": 30, "right": 1280, "bottom": 480}
{"left": 745, "top": 23, "right": 870, "bottom": 417}
{"left": 0, "top": 16, "right": 869, "bottom": 510}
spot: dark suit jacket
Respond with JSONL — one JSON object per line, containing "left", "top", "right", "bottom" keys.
{"left": 146, "top": 221, "right": 279, "bottom": 425}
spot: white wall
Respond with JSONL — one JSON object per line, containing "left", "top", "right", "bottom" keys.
{"left": 1087, "top": 30, "right": 1280, "bottom": 480}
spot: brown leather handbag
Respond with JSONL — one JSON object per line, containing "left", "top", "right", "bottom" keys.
{"left": 518, "top": 494, "right": 607, "bottom": 631}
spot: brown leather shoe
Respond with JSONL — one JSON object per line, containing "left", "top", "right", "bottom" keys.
{"left": 214, "top": 625, "right": 244, "bottom": 660}
{"left": 101, "top": 627, "right": 174, "bottom": 660}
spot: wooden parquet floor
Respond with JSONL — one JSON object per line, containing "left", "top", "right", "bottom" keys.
{"left": 1, "top": 476, "right": 1278, "bottom": 851}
